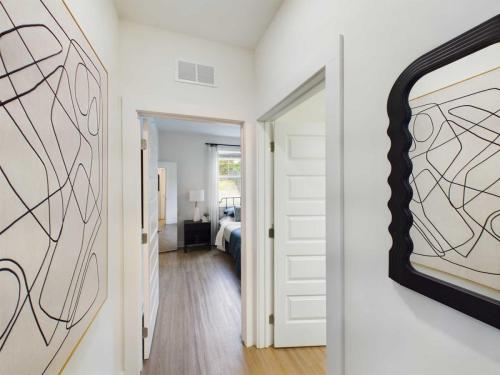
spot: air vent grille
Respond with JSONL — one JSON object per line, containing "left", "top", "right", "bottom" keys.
{"left": 177, "top": 61, "right": 196, "bottom": 82}
{"left": 176, "top": 60, "right": 216, "bottom": 87}
{"left": 197, "top": 64, "right": 215, "bottom": 85}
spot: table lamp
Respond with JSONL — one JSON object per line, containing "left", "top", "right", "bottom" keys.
{"left": 189, "top": 189, "right": 204, "bottom": 222}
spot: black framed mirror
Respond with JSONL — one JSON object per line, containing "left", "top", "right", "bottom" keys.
{"left": 387, "top": 15, "right": 500, "bottom": 328}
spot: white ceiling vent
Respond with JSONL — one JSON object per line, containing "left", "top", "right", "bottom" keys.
{"left": 176, "top": 60, "right": 216, "bottom": 87}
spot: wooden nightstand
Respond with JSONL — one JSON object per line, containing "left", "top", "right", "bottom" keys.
{"left": 183, "top": 220, "right": 211, "bottom": 252}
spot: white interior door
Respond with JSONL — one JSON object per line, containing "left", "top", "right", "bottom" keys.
{"left": 141, "top": 121, "right": 160, "bottom": 359}
{"left": 273, "top": 89, "right": 326, "bottom": 347}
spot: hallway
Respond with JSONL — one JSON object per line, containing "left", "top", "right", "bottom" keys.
{"left": 143, "top": 249, "right": 325, "bottom": 375}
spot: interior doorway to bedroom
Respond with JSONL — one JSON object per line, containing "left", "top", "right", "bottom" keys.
{"left": 139, "top": 112, "right": 247, "bottom": 374}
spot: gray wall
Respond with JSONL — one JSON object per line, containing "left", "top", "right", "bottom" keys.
{"left": 158, "top": 130, "right": 240, "bottom": 246}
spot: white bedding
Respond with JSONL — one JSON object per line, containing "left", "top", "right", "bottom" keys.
{"left": 215, "top": 217, "right": 241, "bottom": 251}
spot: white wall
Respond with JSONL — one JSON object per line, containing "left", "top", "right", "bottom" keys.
{"left": 158, "top": 168, "right": 166, "bottom": 220}
{"left": 119, "top": 21, "right": 255, "bottom": 121}
{"left": 338, "top": 5, "right": 500, "bottom": 375}
{"left": 254, "top": 0, "right": 336, "bottom": 116}
{"left": 62, "top": 0, "right": 123, "bottom": 374}
{"left": 159, "top": 161, "right": 178, "bottom": 224}
{"left": 158, "top": 130, "right": 240, "bottom": 246}
{"left": 256, "top": 1, "right": 500, "bottom": 375}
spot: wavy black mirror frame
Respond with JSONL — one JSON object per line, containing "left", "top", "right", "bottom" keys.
{"left": 387, "top": 15, "right": 500, "bottom": 329}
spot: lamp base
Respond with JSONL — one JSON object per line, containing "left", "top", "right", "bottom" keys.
{"left": 193, "top": 206, "right": 201, "bottom": 222}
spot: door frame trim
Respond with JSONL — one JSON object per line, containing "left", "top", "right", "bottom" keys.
{"left": 257, "top": 68, "right": 326, "bottom": 122}
{"left": 122, "top": 106, "right": 248, "bottom": 374}
{"left": 255, "top": 120, "right": 275, "bottom": 347}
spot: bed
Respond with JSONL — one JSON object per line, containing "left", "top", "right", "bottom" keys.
{"left": 215, "top": 197, "right": 241, "bottom": 276}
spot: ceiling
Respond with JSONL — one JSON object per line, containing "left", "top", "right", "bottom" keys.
{"left": 114, "top": 0, "right": 283, "bottom": 48}
{"left": 153, "top": 117, "right": 241, "bottom": 138}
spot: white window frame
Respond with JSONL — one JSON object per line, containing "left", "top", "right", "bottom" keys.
{"left": 217, "top": 153, "right": 242, "bottom": 206}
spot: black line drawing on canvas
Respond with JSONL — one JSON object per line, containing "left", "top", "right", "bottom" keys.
{"left": 0, "top": 1, "right": 107, "bottom": 373}
{"left": 409, "top": 82, "right": 500, "bottom": 286}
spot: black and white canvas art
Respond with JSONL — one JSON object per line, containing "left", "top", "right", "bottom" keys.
{"left": 388, "top": 16, "right": 500, "bottom": 329}
{"left": 0, "top": 0, "right": 108, "bottom": 373}
{"left": 409, "top": 69, "right": 500, "bottom": 293}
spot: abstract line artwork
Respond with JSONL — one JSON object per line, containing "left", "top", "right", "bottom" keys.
{"left": 409, "top": 68, "right": 500, "bottom": 292}
{"left": 0, "top": 0, "right": 108, "bottom": 373}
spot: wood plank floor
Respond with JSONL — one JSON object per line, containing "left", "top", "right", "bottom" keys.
{"left": 142, "top": 248, "right": 326, "bottom": 375}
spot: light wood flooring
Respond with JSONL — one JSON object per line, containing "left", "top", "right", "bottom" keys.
{"left": 142, "top": 248, "right": 326, "bottom": 375}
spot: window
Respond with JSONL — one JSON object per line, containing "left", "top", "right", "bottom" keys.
{"left": 218, "top": 150, "right": 241, "bottom": 207}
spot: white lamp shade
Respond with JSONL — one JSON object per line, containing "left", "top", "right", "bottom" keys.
{"left": 189, "top": 189, "right": 205, "bottom": 202}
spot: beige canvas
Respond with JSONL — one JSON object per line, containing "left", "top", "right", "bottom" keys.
{"left": 409, "top": 67, "right": 500, "bottom": 292}
{"left": 0, "top": 0, "right": 108, "bottom": 373}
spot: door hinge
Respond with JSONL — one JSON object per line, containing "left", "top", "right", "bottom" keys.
{"left": 142, "top": 232, "right": 148, "bottom": 244}
{"left": 268, "top": 226, "right": 274, "bottom": 238}
{"left": 142, "top": 326, "right": 148, "bottom": 338}
{"left": 269, "top": 314, "right": 274, "bottom": 325}
{"left": 270, "top": 141, "right": 275, "bottom": 152}
{"left": 141, "top": 138, "right": 147, "bottom": 150}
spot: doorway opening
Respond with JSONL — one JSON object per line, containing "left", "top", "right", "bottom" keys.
{"left": 138, "top": 112, "right": 248, "bottom": 374}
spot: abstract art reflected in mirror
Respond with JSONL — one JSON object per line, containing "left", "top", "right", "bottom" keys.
{"left": 0, "top": 0, "right": 108, "bottom": 373}
{"left": 409, "top": 63, "right": 500, "bottom": 296}
{"left": 388, "top": 15, "right": 500, "bottom": 329}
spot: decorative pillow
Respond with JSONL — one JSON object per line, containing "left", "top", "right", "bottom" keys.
{"left": 234, "top": 206, "right": 241, "bottom": 222}
{"left": 224, "top": 206, "right": 235, "bottom": 217}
